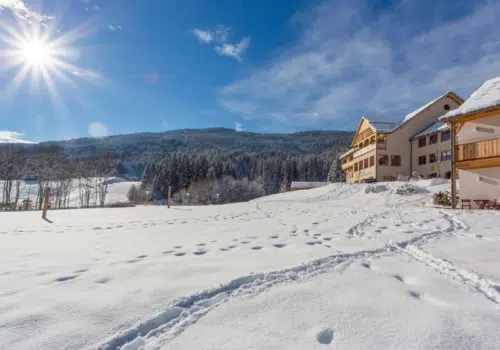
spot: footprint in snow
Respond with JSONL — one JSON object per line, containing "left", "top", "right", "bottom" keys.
{"left": 269, "top": 235, "right": 279, "bottom": 239}
{"left": 251, "top": 246, "right": 263, "bottom": 250}
{"left": 220, "top": 248, "right": 229, "bottom": 252}
{"left": 274, "top": 243, "right": 286, "bottom": 248}
{"left": 136, "top": 255, "right": 147, "bottom": 259}
{"left": 196, "top": 243, "right": 206, "bottom": 247}
{"left": 193, "top": 250, "right": 207, "bottom": 256}
{"left": 96, "top": 277, "right": 111, "bottom": 284}
{"left": 54, "top": 275, "right": 78, "bottom": 283}
{"left": 408, "top": 291, "right": 421, "bottom": 299}
{"left": 241, "top": 241, "right": 250, "bottom": 244}
{"left": 174, "top": 252, "right": 186, "bottom": 257}
{"left": 174, "top": 246, "right": 183, "bottom": 249}
{"left": 361, "top": 262, "right": 371, "bottom": 269}
{"left": 163, "top": 250, "right": 175, "bottom": 255}
{"left": 316, "top": 328, "right": 334, "bottom": 345}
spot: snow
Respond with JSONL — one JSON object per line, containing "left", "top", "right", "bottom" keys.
{"left": 339, "top": 148, "right": 355, "bottom": 159}
{"left": 401, "top": 91, "right": 454, "bottom": 124}
{"left": 442, "top": 76, "right": 500, "bottom": 120}
{"left": 411, "top": 121, "right": 449, "bottom": 140}
{"left": 290, "top": 181, "right": 328, "bottom": 189}
{"left": 0, "top": 178, "right": 139, "bottom": 207}
{"left": 0, "top": 131, "right": 36, "bottom": 144}
{"left": 364, "top": 117, "right": 401, "bottom": 132}
{"left": 1, "top": 180, "right": 500, "bottom": 349}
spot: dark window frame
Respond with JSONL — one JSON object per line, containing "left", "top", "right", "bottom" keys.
{"left": 418, "top": 138, "right": 427, "bottom": 148}
{"left": 391, "top": 155, "right": 401, "bottom": 167}
{"left": 379, "top": 155, "right": 389, "bottom": 166}
{"left": 429, "top": 153, "right": 437, "bottom": 163}
{"left": 441, "top": 131, "right": 451, "bottom": 142}
{"left": 429, "top": 134, "right": 438, "bottom": 145}
{"left": 418, "top": 155, "right": 426, "bottom": 165}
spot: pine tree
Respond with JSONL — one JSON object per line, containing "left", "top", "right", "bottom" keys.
{"left": 327, "top": 157, "right": 345, "bottom": 182}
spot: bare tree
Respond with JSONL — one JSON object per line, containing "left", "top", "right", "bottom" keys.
{"left": 95, "top": 153, "right": 116, "bottom": 207}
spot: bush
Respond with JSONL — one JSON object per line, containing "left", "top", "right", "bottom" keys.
{"left": 433, "top": 191, "right": 451, "bottom": 206}
{"left": 395, "top": 183, "right": 417, "bottom": 196}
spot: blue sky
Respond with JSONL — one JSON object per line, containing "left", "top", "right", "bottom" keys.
{"left": 0, "top": 0, "right": 500, "bottom": 142}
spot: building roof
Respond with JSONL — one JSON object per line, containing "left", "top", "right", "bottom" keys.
{"left": 364, "top": 117, "right": 401, "bottom": 132}
{"left": 441, "top": 77, "right": 500, "bottom": 121}
{"left": 411, "top": 121, "right": 449, "bottom": 140}
{"left": 339, "top": 148, "right": 355, "bottom": 159}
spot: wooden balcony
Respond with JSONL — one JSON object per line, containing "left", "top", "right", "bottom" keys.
{"left": 342, "top": 160, "right": 353, "bottom": 171}
{"left": 354, "top": 143, "right": 375, "bottom": 158}
{"left": 455, "top": 138, "right": 500, "bottom": 170}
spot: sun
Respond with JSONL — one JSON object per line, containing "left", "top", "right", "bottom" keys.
{"left": 0, "top": 20, "right": 102, "bottom": 107}
{"left": 19, "top": 38, "right": 54, "bottom": 68}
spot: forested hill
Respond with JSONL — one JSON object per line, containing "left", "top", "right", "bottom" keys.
{"left": 39, "top": 128, "right": 353, "bottom": 155}
{"left": 28, "top": 128, "right": 354, "bottom": 178}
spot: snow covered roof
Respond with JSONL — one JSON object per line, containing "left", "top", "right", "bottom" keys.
{"left": 401, "top": 91, "right": 461, "bottom": 124}
{"left": 0, "top": 131, "right": 36, "bottom": 144}
{"left": 411, "top": 121, "right": 449, "bottom": 140}
{"left": 291, "top": 182, "right": 329, "bottom": 189}
{"left": 441, "top": 76, "right": 500, "bottom": 121}
{"left": 339, "top": 148, "right": 355, "bottom": 159}
{"left": 364, "top": 117, "right": 401, "bottom": 132}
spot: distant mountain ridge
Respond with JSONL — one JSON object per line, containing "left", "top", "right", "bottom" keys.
{"left": 21, "top": 127, "right": 354, "bottom": 178}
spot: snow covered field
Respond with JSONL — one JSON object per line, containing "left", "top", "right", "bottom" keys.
{"left": 1, "top": 179, "right": 500, "bottom": 349}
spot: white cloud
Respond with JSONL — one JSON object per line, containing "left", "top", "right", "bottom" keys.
{"left": 215, "top": 37, "right": 250, "bottom": 62}
{"left": 234, "top": 122, "right": 243, "bottom": 132}
{"left": 219, "top": 0, "right": 500, "bottom": 129}
{"left": 88, "top": 122, "right": 108, "bottom": 138}
{"left": 192, "top": 29, "right": 213, "bottom": 43}
{"left": 0, "top": 0, "right": 54, "bottom": 22}
{"left": 108, "top": 25, "right": 123, "bottom": 32}
{"left": 192, "top": 25, "right": 230, "bottom": 44}
{"left": 0, "top": 130, "right": 35, "bottom": 144}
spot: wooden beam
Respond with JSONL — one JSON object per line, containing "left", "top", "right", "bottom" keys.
{"left": 446, "top": 106, "right": 500, "bottom": 124}
{"left": 450, "top": 124, "right": 457, "bottom": 209}
{"left": 455, "top": 156, "right": 500, "bottom": 170}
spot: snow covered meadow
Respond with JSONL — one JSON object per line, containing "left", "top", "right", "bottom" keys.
{"left": 1, "top": 179, "right": 500, "bottom": 349}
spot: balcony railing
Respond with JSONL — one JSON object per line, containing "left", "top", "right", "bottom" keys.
{"left": 341, "top": 160, "right": 353, "bottom": 171}
{"left": 354, "top": 143, "right": 375, "bottom": 158}
{"left": 456, "top": 138, "right": 500, "bottom": 162}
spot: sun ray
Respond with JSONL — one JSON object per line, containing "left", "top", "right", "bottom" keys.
{"left": 0, "top": 18, "right": 104, "bottom": 107}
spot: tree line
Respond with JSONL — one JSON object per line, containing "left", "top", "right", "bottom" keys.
{"left": 140, "top": 150, "right": 346, "bottom": 205}
{"left": 0, "top": 145, "right": 116, "bottom": 210}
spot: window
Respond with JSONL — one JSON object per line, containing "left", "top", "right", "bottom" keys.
{"left": 379, "top": 155, "right": 389, "bottom": 166}
{"left": 429, "top": 134, "right": 438, "bottom": 145}
{"left": 359, "top": 161, "right": 364, "bottom": 170}
{"left": 369, "top": 156, "right": 374, "bottom": 167}
{"left": 354, "top": 162, "right": 358, "bottom": 171}
{"left": 429, "top": 153, "right": 437, "bottom": 163}
{"left": 364, "top": 158, "right": 369, "bottom": 169}
{"left": 441, "top": 150, "right": 451, "bottom": 161}
{"left": 441, "top": 131, "right": 450, "bottom": 142}
{"left": 418, "top": 155, "right": 426, "bottom": 165}
{"left": 444, "top": 104, "right": 450, "bottom": 111}
{"left": 418, "top": 138, "right": 427, "bottom": 148}
{"left": 391, "top": 155, "right": 401, "bottom": 166}
{"left": 428, "top": 173, "right": 437, "bottom": 178}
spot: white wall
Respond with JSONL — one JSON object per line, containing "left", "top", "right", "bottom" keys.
{"left": 457, "top": 113, "right": 500, "bottom": 144}
{"left": 411, "top": 133, "right": 451, "bottom": 178}
{"left": 376, "top": 95, "right": 460, "bottom": 181}
{"left": 458, "top": 167, "right": 500, "bottom": 208}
